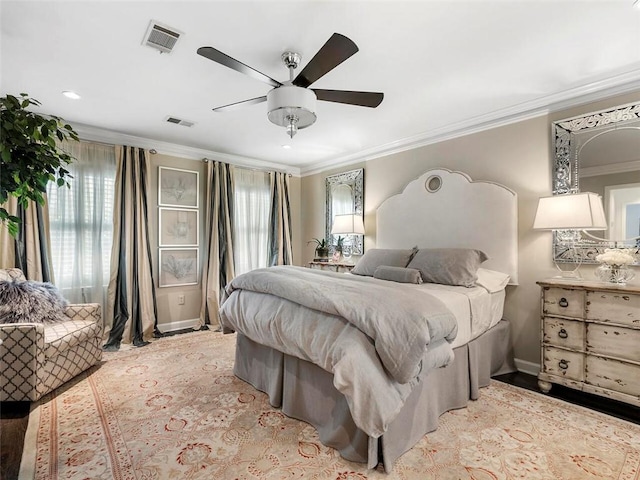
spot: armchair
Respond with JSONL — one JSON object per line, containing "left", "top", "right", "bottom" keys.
{"left": 0, "top": 268, "right": 103, "bottom": 401}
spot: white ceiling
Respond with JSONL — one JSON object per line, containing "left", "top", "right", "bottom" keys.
{"left": 2, "top": 1, "right": 640, "bottom": 175}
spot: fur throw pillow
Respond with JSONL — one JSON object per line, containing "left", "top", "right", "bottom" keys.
{"left": 0, "top": 280, "right": 69, "bottom": 324}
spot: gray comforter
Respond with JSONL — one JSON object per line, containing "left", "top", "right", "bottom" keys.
{"left": 219, "top": 265, "right": 458, "bottom": 437}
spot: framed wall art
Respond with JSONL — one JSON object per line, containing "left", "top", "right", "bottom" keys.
{"left": 159, "top": 248, "right": 199, "bottom": 287}
{"left": 159, "top": 208, "right": 199, "bottom": 246}
{"left": 158, "top": 167, "right": 199, "bottom": 208}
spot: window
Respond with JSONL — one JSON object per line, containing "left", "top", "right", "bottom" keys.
{"left": 46, "top": 141, "right": 116, "bottom": 307}
{"left": 233, "top": 168, "right": 271, "bottom": 276}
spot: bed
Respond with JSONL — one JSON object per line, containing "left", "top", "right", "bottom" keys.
{"left": 219, "top": 168, "right": 519, "bottom": 472}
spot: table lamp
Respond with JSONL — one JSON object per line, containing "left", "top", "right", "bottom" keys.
{"left": 331, "top": 214, "right": 365, "bottom": 262}
{"left": 533, "top": 192, "right": 607, "bottom": 278}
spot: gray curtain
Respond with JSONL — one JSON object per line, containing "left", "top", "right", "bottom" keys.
{"left": 268, "top": 172, "right": 293, "bottom": 266}
{"left": 200, "top": 160, "right": 235, "bottom": 329}
{"left": 104, "top": 146, "right": 158, "bottom": 350}
{"left": 0, "top": 196, "right": 53, "bottom": 281}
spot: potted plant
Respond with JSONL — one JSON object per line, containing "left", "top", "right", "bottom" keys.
{"left": 0, "top": 93, "right": 78, "bottom": 237}
{"left": 308, "top": 238, "right": 329, "bottom": 260}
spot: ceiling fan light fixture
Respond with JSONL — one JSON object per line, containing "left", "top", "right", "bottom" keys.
{"left": 286, "top": 115, "right": 298, "bottom": 138}
{"left": 267, "top": 85, "right": 317, "bottom": 137}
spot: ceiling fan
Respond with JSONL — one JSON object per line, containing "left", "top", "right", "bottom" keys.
{"left": 197, "top": 33, "right": 384, "bottom": 138}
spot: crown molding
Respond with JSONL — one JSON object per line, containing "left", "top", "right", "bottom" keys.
{"left": 580, "top": 160, "right": 640, "bottom": 178}
{"left": 70, "top": 123, "right": 302, "bottom": 176}
{"left": 299, "top": 69, "right": 640, "bottom": 176}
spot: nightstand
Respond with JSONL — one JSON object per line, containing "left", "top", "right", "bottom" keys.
{"left": 537, "top": 278, "right": 640, "bottom": 407}
{"left": 308, "top": 261, "right": 355, "bottom": 273}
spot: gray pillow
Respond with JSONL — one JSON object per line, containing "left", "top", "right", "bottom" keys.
{"left": 374, "top": 266, "right": 423, "bottom": 284}
{"left": 0, "top": 280, "right": 69, "bottom": 324}
{"left": 351, "top": 248, "right": 417, "bottom": 277}
{"left": 407, "top": 248, "right": 488, "bottom": 287}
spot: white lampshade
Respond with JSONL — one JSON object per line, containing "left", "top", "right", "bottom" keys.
{"left": 267, "top": 86, "right": 317, "bottom": 138}
{"left": 533, "top": 192, "right": 607, "bottom": 230}
{"left": 331, "top": 214, "right": 365, "bottom": 235}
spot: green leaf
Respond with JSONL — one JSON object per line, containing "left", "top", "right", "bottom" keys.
{"left": 8, "top": 221, "right": 18, "bottom": 238}
{"left": 0, "top": 92, "right": 78, "bottom": 226}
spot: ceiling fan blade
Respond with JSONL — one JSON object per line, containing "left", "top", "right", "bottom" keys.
{"left": 313, "top": 89, "right": 384, "bottom": 108}
{"left": 293, "top": 33, "right": 359, "bottom": 88}
{"left": 212, "top": 96, "right": 267, "bottom": 112}
{"left": 197, "top": 47, "right": 282, "bottom": 88}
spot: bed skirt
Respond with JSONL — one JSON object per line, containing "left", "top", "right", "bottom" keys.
{"left": 233, "top": 319, "right": 516, "bottom": 471}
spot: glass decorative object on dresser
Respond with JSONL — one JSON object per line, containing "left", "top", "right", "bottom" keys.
{"left": 551, "top": 100, "right": 640, "bottom": 267}
{"left": 594, "top": 248, "right": 636, "bottom": 284}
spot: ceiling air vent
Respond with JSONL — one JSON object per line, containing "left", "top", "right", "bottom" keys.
{"left": 143, "top": 21, "right": 182, "bottom": 53}
{"left": 165, "top": 116, "right": 194, "bottom": 127}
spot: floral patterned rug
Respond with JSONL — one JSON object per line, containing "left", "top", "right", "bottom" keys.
{"left": 21, "top": 330, "right": 640, "bottom": 479}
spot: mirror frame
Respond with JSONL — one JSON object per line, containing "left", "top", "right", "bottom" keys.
{"left": 552, "top": 100, "right": 640, "bottom": 264}
{"left": 325, "top": 168, "right": 364, "bottom": 255}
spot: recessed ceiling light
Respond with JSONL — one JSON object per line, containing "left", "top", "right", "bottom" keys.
{"left": 62, "top": 90, "right": 81, "bottom": 100}
{"left": 282, "top": 144, "right": 291, "bottom": 149}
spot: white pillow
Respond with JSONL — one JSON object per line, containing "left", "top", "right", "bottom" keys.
{"left": 475, "top": 268, "right": 510, "bottom": 293}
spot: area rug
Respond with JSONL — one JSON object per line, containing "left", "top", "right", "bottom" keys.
{"left": 20, "top": 330, "right": 640, "bottom": 479}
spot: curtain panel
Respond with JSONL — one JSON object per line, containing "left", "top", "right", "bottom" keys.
{"left": 0, "top": 196, "right": 53, "bottom": 281}
{"left": 104, "top": 146, "right": 158, "bottom": 350}
{"left": 233, "top": 168, "right": 270, "bottom": 276}
{"left": 200, "top": 160, "right": 235, "bottom": 329}
{"left": 46, "top": 140, "right": 116, "bottom": 307}
{"left": 269, "top": 172, "right": 293, "bottom": 266}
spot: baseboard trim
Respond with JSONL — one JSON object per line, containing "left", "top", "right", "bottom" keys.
{"left": 157, "top": 318, "right": 200, "bottom": 334}
{"left": 514, "top": 358, "right": 540, "bottom": 377}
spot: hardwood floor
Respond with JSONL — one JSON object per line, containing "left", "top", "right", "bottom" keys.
{"left": 1, "top": 372, "right": 637, "bottom": 480}
{"left": 0, "top": 402, "right": 30, "bottom": 480}
{"left": 493, "top": 372, "right": 640, "bottom": 424}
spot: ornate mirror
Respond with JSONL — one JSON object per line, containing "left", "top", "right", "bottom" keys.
{"left": 325, "top": 169, "right": 364, "bottom": 255}
{"left": 552, "top": 101, "right": 640, "bottom": 263}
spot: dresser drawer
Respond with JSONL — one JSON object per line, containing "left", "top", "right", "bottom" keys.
{"left": 542, "top": 347, "right": 584, "bottom": 381}
{"left": 542, "top": 288, "right": 584, "bottom": 318}
{"left": 587, "top": 323, "right": 640, "bottom": 363}
{"left": 586, "top": 290, "right": 640, "bottom": 328}
{"left": 543, "top": 317, "right": 584, "bottom": 351}
{"left": 586, "top": 356, "right": 640, "bottom": 398}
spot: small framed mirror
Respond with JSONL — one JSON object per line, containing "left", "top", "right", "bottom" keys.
{"left": 325, "top": 169, "right": 364, "bottom": 255}
{"left": 552, "top": 101, "right": 640, "bottom": 263}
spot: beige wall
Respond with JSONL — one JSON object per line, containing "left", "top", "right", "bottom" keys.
{"left": 300, "top": 90, "right": 640, "bottom": 369}
{"left": 149, "top": 155, "right": 302, "bottom": 331}
{"left": 149, "top": 154, "right": 206, "bottom": 331}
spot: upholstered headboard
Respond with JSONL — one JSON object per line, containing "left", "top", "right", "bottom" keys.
{"left": 376, "top": 168, "right": 518, "bottom": 284}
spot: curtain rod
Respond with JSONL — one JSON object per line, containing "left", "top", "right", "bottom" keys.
{"left": 73, "top": 140, "right": 293, "bottom": 177}
{"left": 201, "top": 157, "right": 292, "bottom": 177}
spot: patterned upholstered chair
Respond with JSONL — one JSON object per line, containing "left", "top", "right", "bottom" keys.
{"left": 0, "top": 268, "right": 103, "bottom": 401}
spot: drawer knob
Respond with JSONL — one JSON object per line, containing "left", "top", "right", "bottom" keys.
{"left": 558, "top": 359, "right": 569, "bottom": 370}
{"left": 558, "top": 298, "right": 569, "bottom": 308}
{"left": 558, "top": 328, "right": 568, "bottom": 339}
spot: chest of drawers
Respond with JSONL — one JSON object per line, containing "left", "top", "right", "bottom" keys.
{"left": 537, "top": 279, "right": 640, "bottom": 407}
{"left": 308, "top": 261, "right": 355, "bottom": 273}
